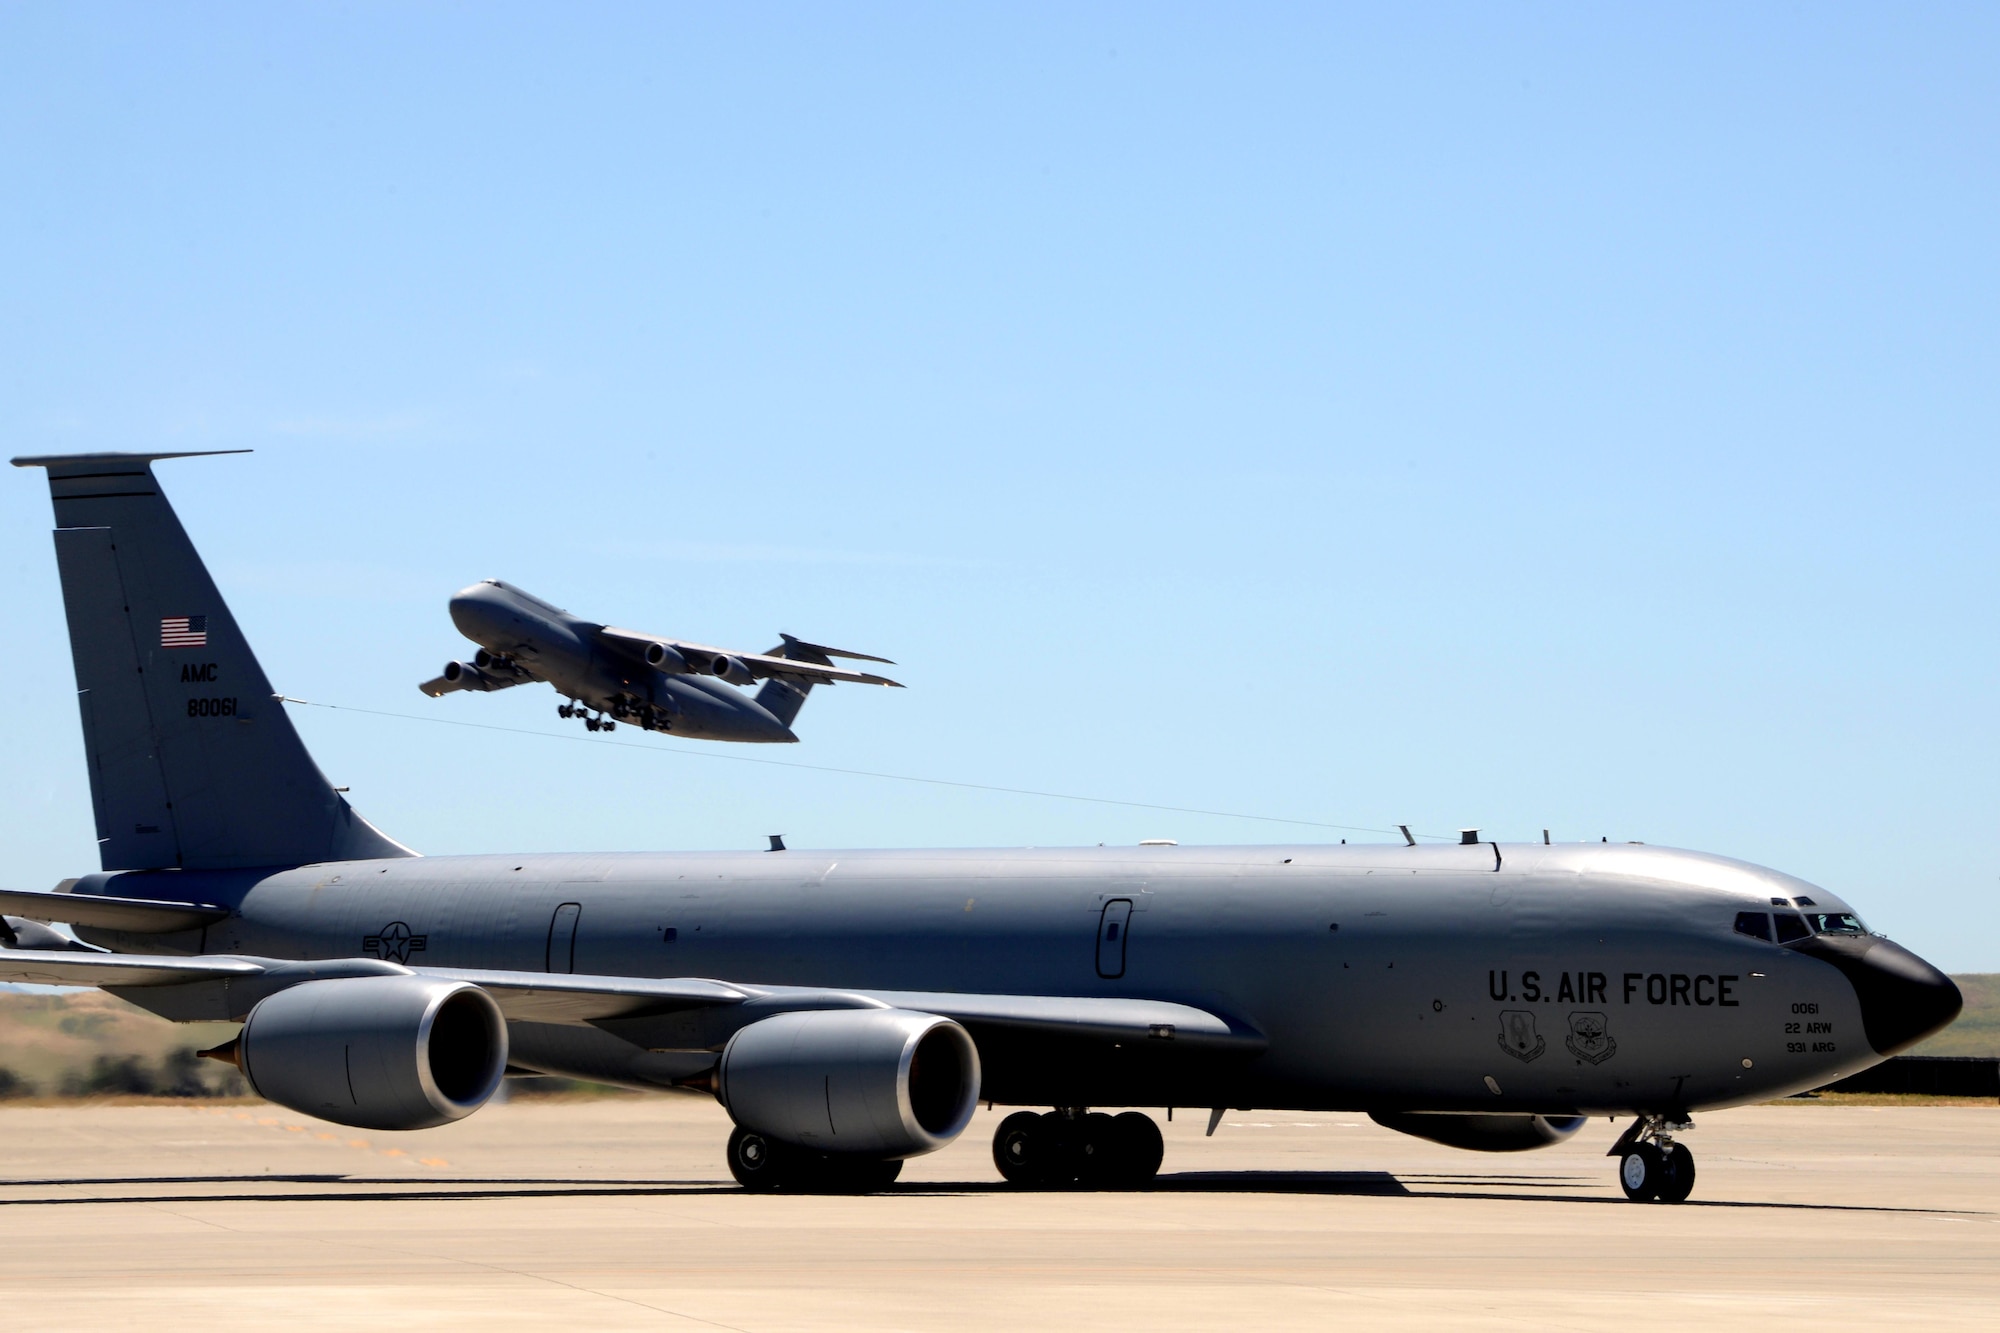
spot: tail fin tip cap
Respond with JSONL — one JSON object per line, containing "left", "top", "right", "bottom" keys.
{"left": 12, "top": 449, "right": 252, "bottom": 469}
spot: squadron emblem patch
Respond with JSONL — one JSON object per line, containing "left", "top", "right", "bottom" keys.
{"left": 1496, "top": 1009, "right": 1546, "bottom": 1062}
{"left": 1565, "top": 1010, "right": 1617, "bottom": 1064}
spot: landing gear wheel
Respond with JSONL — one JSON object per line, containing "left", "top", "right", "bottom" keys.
{"left": 994, "top": 1111, "right": 1047, "bottom": 1186}
{"left": 1653, "top": 1143, "right": 1696, "bottom": 1204}
{"left": 807, "top": 1156, "right": 902, "bottom": 1194}
{"left": 1075, "top": 1111, "right": 1119, "bottom": 1187}
{"left": 1108, "top": 1111, "right": 1164, "bottom": 1187}
{"left": 602, "top": 719, "right": 615, "bottom": 731}
{"left": 558, "top": 704, "right": 573, "bottom": 718}
{"left": 727, "top": 1127, "right": 788, "bottom": 1192}
{"left": 1619, "top": 1142, "right": 1664, "bottom": 1201}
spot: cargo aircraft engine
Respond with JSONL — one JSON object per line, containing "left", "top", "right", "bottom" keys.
{"left": 715, "top": 1008, "right": 981, "bottom": 1191}
{"left": 706, "top": 653, "right": 758, "bottom": 686}
{"left": 1368, "top": 1111, "right": 1589, "bottom": 1152}
{"left": 235, "top": 976, "right": 509, "bottom": 1131}
{"left": 642, "top": 641, "right": 690, "bottom": 673}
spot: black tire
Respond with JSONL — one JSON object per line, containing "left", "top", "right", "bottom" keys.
{"left": 993, "top": 1111, "right": 1046, "bottom": 1185}
{"left": 1075, "top": 1112, "right": 1119, "bottom": 1187}
{"left": 603, "top": 720, "right": 615, "bottom": 731}
{"left": 1653, "top": 1143, "right": 1696, "bottom": 1204}
{"left": 799, "top": 1154, "right": 904, "bottom": 1194}
{"left": 1109, "top": 1111, "right": 1164, "bottom": 1187}
{"left": 1619, "top": 1142, "right": 1664, "bottom": 1202}
{"left": 727, "top": 1127, "right": 788, "bottom": 1191}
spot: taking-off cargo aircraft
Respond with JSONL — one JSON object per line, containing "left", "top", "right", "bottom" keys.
{"left": 418, "top": 578, "right": 902, "bottom": 743}
{"left": 0, "top": 451, "right": 1962, "bottom": 1202}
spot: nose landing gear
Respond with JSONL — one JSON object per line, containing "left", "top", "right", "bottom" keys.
{"left": 992, "top": 1108, "right": 1164, "bottom": 1189}
{"left": 1611, "top": 1114, "right": 1696, "bottom": 1203}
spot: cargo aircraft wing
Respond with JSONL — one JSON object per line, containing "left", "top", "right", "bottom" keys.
{"left": 598, "top": 627, "right": 904, "bottom": 688}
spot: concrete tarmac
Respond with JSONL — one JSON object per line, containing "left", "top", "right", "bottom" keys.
{"left": 0, "top": 1096, "right": 1992, "bottom": 1330}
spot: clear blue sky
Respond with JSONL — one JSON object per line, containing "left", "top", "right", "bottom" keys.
{"left": 3, "top": 6, "right": 1995, "bottom": 969}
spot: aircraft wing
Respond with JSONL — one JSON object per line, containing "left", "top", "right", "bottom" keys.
{"left": 0, "top": 948, "right": 1259, "bottom": 1053}
{"left": 0, "top": 886, "right": 230, "bottom": 934}
{"left": 598, "top": 627, "right": 904, "bottom": 688}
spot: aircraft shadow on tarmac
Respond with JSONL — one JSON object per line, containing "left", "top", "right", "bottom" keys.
{"left": 0, "top": 1171, "right": 1981, "bottom": 1215}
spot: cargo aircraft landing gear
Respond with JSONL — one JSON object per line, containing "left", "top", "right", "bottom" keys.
{"left": 1610, "top": 1114, "right": 1696, "bottom": 1203}
{"left": 992, "top": 1108, "right": 1164, "bottom": 1189}
{"left": 725, "top": 1127, "right": 903, "bottom": 1194}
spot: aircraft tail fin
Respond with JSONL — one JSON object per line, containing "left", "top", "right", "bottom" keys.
{"left": 751, "top": 636, "right": 838, "bottom": 729}
{"left": 12, "top": 451, "right": 415, "bottom": 872}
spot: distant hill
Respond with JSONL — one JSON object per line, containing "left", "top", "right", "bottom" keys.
{"left": 0, "top": 990, "right": 245, "bottom": 1099}
{"left": 0, "top": 973, "right": 1993, "bottom": 1101}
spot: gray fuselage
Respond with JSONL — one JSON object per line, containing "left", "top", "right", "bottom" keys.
{"left": 82, "top": 839, "right": 1931, "bottom": 1117}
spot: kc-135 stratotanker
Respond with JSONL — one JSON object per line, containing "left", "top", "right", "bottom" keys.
{"left": 419, "top": 577, "right": 902, "bottom": 742}
{"left": 1, "top": 451, "right": 1962, "bottom": 1202}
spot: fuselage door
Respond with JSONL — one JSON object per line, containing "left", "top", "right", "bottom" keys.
{"left": 1097, "top": 898, "right": 1133, "bottom": 979}
{"left": 547, "top": 901, "right": 581, "bottom": 973}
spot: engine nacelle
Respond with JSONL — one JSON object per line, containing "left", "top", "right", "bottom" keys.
{"left": 239, "top": 976, "right": 508, "bottom": 1131}
{"left": 644, "top": 641, "right": 690, "bottom": 673}
{"left": 441, "top": 660, "right": 492, "bottom": 691}
{"left": 1369, "top": 1111, "right": 1588, "bottom": 1153}
{"left": 707, "top": 653, "right": 757, "bottom": 686}
{"left": 716, "top": 1008, "right": 981, "bottom": 1158}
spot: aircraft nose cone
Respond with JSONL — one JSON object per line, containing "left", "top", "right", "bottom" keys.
{"left": 1796, "top": 934, "right": 1962, "bottom": 1055}
{"left": 449, "top": 584, "right": 508, "bottom": 641}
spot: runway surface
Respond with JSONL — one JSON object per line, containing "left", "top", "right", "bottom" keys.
{"left": 0, "top": 1096, "right": 1992, "bottom": 1330}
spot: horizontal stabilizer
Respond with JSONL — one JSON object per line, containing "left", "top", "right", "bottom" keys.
{"left": 0, "top": 947, "right": 262, "bottom": 989}
{"left": 0, "top": 886, "right": 229, "bottom": 934}
{"left": 777, "top": 633, "right": 895, "bottom": 666}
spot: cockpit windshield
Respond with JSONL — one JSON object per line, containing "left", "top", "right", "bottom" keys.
{"left": 1809, "top": 912, "right": 1868, "bottom": 935}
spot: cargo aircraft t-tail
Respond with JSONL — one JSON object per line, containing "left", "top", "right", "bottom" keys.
{"left": 2, "top": 450, "right": 1963, "bottom": 1203}
{"left": 419, "top": 578, "right": 902, "bottom": 742}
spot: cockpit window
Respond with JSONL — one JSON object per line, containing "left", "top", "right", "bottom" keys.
{"left": 1810, "top": 912, "right": 1868, "bottom": 935}
{"left": 1773, "top": 913, "right": 1811, "bottom": 944}
{"left": 1734, "top": 911, "right": 1772, "bottom": 942}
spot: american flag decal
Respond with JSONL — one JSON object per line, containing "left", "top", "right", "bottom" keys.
{"left": 160, "top": 615, "right": 208, "bottom": 648}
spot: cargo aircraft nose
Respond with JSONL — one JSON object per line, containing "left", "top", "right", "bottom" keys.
{"left": 1795, "top": 933, "right": 1962, "bottom": 1055}
{"left": 448, "top": 581, "right": 513, "bottom": 643}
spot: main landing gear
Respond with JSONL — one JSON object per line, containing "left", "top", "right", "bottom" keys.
{"left": 1610, "top": 1114, "right": 1696, "bottom": 1203}
{"left": 725, "top": 1126, "right": 903, "bottom": 1194}
{"left": 992, "top": 1109, "right": 1164, "bottom": 1189}
{"left": 558, "top": 702, "right": 617, "bottom": 732}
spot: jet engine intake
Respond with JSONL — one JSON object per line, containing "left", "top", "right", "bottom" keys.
{"left": 238, "top": 976, "right": 508, "bottom": 1131}
{"left": 1368, "top": 1111, "right": 1587, "bottom": 1153}
{"left": 716, "top": 1008, "right": 981, "bottom": 1158}
{"left": 643, "top": 641, "right": 690, "bottom": 673}
{"left": 708, "top": 653, "right": 757, "bottom": 686}
{"left": 441, "top": 660, "right": 492, "bottom": 690}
